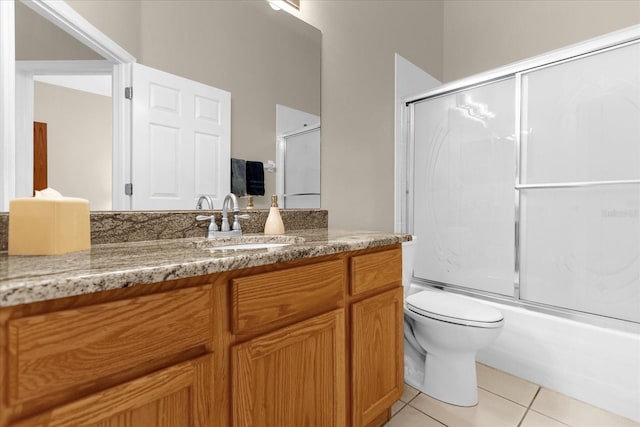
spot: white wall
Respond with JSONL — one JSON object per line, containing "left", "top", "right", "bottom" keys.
{"left": 15, "top": 0, "right": 101, "bottom": 60}
{"left": 65, "top": 0, "right": 141, "bottom": 59}
{"left": 443, "top": 0, "right": 640, "bottom": 81}
{"left": 297, "top": 1, "right": 444, "bottom": 231}
{"left": 34, "top": 81, "right": 112, "bottom": 210}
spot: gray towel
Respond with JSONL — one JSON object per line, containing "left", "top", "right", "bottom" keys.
{"left": 231, "top": 158, "right": 246, "bottom": 196}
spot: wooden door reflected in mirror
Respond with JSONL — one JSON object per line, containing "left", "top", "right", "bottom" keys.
{"left": 33, "top": 121, "right": 47, "bottom": 195}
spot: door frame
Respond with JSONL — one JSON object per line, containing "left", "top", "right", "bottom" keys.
{"left": 276, "top": 124, "right": 320, "bottom": 208}
{"left": 16, "top": 60, "right": 114, "bottom": 204}
{"left": 0, "top": 0, "right": 136, "bottom": 210}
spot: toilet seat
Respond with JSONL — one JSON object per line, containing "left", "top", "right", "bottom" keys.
{"left": 406, "top": 290, "right": 504, "bottom": 328}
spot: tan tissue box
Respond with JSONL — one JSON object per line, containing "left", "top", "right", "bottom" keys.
{"left": 8, "top": 198, "right": 90, "bottom": 255}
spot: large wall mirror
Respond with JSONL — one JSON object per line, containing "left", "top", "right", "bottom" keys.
{"left": 6, "top": 0, "right": 321, "bottom": 211}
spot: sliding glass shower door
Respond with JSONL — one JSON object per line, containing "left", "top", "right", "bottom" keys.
{"left": 412, "top": 78, "right": 516, "bottom": 296}
{"left": 409, "top": 38, "right": 640, "bottom": 325}
{"left": 518, "top": 41, "right": 640, "bottom": 323}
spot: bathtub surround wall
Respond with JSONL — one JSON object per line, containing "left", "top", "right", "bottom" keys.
{"left": 0, "top": 210, "right": 328, "bottom": 251}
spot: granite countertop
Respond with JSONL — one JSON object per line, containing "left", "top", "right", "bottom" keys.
{"left": 0, "top": 229, "right": 410, "bottom": 308}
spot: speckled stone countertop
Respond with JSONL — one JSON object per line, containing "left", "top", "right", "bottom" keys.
{"left": 0, "top": 229, "right": 410, "bottom": 308}
{"left": 0, "top": 209, "right": 328, "bottom": 251}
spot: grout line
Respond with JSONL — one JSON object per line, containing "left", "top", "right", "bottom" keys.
{"left": 477, "top": 385, "right": 532, "bottom": 409}
{"left": 405, "top": 392, "right": 420, "bottom": 405}
{"left": 389, "top": 401, "right": 407, "bottom": 420}
{"left": 529, "top": 386, "right": 542, "bottom": 408}
{"left": 527, "top": 408, "right": 573, "bottom": 427}
{"left": 406, "top": 401, "right": 449, "bottom": 427}
{"left": 527, "top": 388, "right": 574, "bottom": 427}
{"left": 517, "top": 407, "right": 532, "bottom": 427}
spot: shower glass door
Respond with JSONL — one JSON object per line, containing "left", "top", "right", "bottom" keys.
{"left": 412, "top": 78, "right": 516, "bottom": 296}
{"left": 518, "top": 41, "right": 640, "bottom": 323}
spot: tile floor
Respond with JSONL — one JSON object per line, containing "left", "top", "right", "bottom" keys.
{"left": 385, "top": 363, "right": 640, "bottom": 427}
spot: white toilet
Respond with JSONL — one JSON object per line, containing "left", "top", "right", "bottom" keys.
{"left": 402, "top": 238, "right": 504, "bottom": 406}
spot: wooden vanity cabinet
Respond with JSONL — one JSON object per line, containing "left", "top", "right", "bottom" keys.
{"left": 350, "top": 249, "right": 404, "bottom": 427}
{"left": 0, "top": 282, "right": 216, "bottom": 427}
{"left": 0, "top": 244, "right": 403, "bottom": 427}
{"left": 225, "top": 247, "right": 403, "bottom": 427}
{"left": 228, "top": 259, "right": 347, "bottom": 427}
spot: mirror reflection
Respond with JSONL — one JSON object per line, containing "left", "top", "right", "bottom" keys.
{"left": 14, "top": 0, "right": 321, "bottom": 210}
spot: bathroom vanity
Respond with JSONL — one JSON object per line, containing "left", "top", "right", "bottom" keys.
{"left": 0, "top": 229, "right": 406, "bottom": 427}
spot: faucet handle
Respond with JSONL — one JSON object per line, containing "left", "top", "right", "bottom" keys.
{"left": 232, "top": 214, "right": 250, "bottom": 231}
{"left": 196, "top": 214, "right": 219, "bottom": 236}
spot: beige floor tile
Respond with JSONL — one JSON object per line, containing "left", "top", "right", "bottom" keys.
{"left": 392, "top": 400, "right": 406, "bottom": 416}
{"left": 477, "top": 363, "right": 539, "bottom": 407}
{"left": 409, "top": 387, "right": 527, "bottom": 427}
{"left": 520, "top": 410, "right": 570, "bottom": 427}
{"left": 384, "top": 405, "right": 445, "bottom": 427}
{"left": 531, "top": 388, "right": 640, "bottom": 427}
{"left": 400, "top": 383, "right": 421, "bottom": 403}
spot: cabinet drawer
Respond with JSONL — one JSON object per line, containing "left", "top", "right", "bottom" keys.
{"left": 232, "top": 260, "right": 345, "bottom": 336}
{"left": 8, "top": 285, "right": 213, "bottom": 405}
{"left": 350, "top": 247, "right": 402, "bottom": 296}
{"left": 13, "top": 354, "right": 213, "bottom": 427}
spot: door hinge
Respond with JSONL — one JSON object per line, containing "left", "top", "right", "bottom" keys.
{"left": 124, "top": 87, "right": 133, "bottom": 100}
{"left": 124, "top": 183, "right": 133, "bottom": 196}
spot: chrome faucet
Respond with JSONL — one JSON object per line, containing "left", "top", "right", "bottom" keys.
{"left": 196, "top": 193, "right": 249, "bottom": 239}
{"left": 220, "top": 193, "right": 250, "bottom": 235}
{"left": 220, "top": 193, "right": 239, "bottom": 232}
{"left": 196, "top": 195, "right": 214, "bottom": 210}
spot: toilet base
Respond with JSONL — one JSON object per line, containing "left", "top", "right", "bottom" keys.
{"left": 422, "top": 351, "right": 479, "bottom": 406}
{"left": 404, "top": 341, "right": 480, "bottom": 407}
{"left": 404, "top": 337, "right": 426, "bottom": 389}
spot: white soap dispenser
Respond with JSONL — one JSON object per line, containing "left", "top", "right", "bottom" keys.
{"left": 264, "top": 195, "right": 285, "bottom": 235}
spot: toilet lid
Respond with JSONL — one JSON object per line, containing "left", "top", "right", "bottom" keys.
{"left": 406, "top": 290, "right": 504, "bottom": 328}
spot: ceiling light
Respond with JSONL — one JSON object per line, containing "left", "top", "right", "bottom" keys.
{"left": 266, "top": 0, "right": 300, "bottom": 15}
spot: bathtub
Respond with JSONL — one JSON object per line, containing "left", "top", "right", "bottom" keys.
{"left": 470, "top": 297, "right": 640, "bottom": 422}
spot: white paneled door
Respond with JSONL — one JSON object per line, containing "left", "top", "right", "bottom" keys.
{"left": 131, "top": 63, "right": 230, "bottom": 210}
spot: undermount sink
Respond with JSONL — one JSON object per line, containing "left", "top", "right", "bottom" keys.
{"left": 191, "top": 235, "right": 304, "bottom": 251}
{"left": 209, "top": 242, "right": 292, "bottom": 251}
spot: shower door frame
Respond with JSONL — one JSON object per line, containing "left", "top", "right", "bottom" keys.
{"left": 399, "top": 24, "right": 640, "bottom": 333}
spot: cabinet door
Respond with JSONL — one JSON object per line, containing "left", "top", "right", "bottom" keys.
{"left": 12, "top": 355, "right": 212, "bottom": 427}
{"left": 232, "top": 309, "right": 345, "bottom": 427}
{"left": 351, "top": 288, "right": 404, "bottom": 427}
